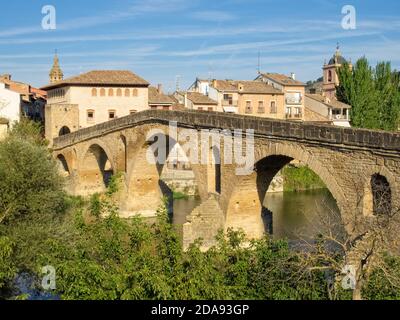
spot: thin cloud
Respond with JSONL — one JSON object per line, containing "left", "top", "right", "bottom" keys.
{"left": 192, "top": 10, "right": 236, "bottom": 22}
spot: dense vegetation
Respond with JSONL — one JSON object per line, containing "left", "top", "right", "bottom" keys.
{"left": 337, "top": 58, "right": 400, "bottom": 131}
{"left": 0, "top": 120, "right": 399, "bottom": 300}
{"left": 281, "top": 165, "right": 326, "bottom": 192}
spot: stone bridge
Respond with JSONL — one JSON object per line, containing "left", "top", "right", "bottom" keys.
{"left": 52, "top": 110, "right": 400, "bottom": 248}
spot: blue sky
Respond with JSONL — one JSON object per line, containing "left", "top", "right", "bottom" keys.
{"left": 0, "top": 0, "right": 399, "bottom": 92}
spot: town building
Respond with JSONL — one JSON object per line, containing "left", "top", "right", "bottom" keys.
{"left": 303, "top": 46, "right": 352, "bottom": 127}
{"left": 148, "top": 85, "right": 176, "bottom": 110}
{"left": 188, "top": 78, "right": 285, "bottom": 118}
{"left": 0, "top": 81, "right": 20, "bottom": 138}
{"left": 42, "top": 55, "right": 150, "bottom": 142}
{"left": 255, "top": 72, "right": 305, "bottom": 120}
{"left": 174, "top": 91, "right": 218, "bottom": 111}
{"left": 305, "top": 94, "right": 351, "bottom": 127}
{"left": 0, "top": 74, "right": 47, "bottom": 137}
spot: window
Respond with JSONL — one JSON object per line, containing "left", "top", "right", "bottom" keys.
{"left": 257, "top": 101, "right": 264, "bottom": 113}
{"left": 125, "top": 89, "right": 130, "bottom": 97}
{"left": 92, "top": 88, "right": 97, "bottom": 97}
{"left": 100, "top": 88, "right": 106, "bottom": 97}
{"left": 87, "top": 110, "right": 95, "bottom": 122}
{"left": 163, "top": 106, "right": 170, "bottom": 110}
{"left": 208, "top": 107, "right": 213, "bottom": 111}
{"left": 151, "top": 106, "right": 158, "bottom": 110}
{"left": 286, "top": 107, "right": 292, "bottom": 116}
{"left": 117, "top": 88, "right": 122, "bottom": 97}
{"left": 294, "top": 107, "right": 302, "bottom": 118}
{"left": 285, "top": 92, "right": 302, "bottom": 105}
{"left": 245, "top": 101, "right": 252, "bottom": 114}
{"left": 198, "top": 107, "right": 203, "bottom": 111}
{"left": 130, "top": 110, "right": 137, "bottom": 114}
{"left": 328, "top": 70, "right": 332, "bottom": 82}
{"left": 132, "top": 89, "right": 138, "bottom": 97}
{"left": 270, "top": 101, "right": 277, "bottom": 114}
{"left": 108, "top": 89, "right": 114, "bottom": 97}
{"left": 108, "top": 110, "right": 116, "bottom": 119}
{"left": 223, "top": 94, "right": 233, "bottom": 102}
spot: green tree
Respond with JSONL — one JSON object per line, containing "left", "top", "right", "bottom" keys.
{"left": 0, "top": 123, "right": 64, "bottom": 224}
{"left": 337, "top": 58, "right": 400, "bottom": 131}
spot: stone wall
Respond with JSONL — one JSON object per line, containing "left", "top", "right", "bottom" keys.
{"left": 52, "top": 109, "right": 400, "bottom": 248}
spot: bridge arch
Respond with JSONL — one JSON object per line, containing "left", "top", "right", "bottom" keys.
{"left": 77, "top": 141, "right": 115, "bottom": 195}
{"left": 56, "top": 154, "right": 71, "bottom": 177}
{"left": 224, "top": 142, "right": 347, "bottom": 239}
{"left": 124, "top": 127, "right": 200, "bottom": 216}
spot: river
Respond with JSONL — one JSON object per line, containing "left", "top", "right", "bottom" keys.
{"left": 173, "top": 189, "right": 341, "bottom": 241}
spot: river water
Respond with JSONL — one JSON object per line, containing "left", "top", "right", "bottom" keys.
{"left": 173, "top": 189, "right": 341, "bottom": 241}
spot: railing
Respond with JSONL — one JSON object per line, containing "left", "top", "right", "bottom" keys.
{"left": 286, "top": 113, "right": 303, "bottom": 119}
{"left": 330, "top": 114, "right": 350, "bottom": 121}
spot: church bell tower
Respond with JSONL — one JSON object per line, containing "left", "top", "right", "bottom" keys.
{"left": 49, "top": 51, "right": 64, "bottom": 84}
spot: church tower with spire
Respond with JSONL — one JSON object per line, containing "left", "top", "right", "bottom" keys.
{"left": 49, "top": 51, "right": 64, "bottom": 84}
{"left": 322, "top": 44, "right": 351, "bottom": 99}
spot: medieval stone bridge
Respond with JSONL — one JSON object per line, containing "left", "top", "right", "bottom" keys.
{"left": 52, "top": 110, "right": 400, "bottom": 248}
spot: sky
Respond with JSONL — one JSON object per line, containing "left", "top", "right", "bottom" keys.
{"left": 0, "top": 0, "right": 399, "bottom": 92}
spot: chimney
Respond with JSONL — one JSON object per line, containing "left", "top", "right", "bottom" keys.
{"left": 157, "top": 84, "right": 163, "bottom": 94}
{"left": 290, "top": 73, "right": 296, "bottom": 80}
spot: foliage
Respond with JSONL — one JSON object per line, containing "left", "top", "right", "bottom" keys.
{"left": 0, "top": 120, "right": 65, "bottom": 224}
{"left": 0, "top": 237, "right": 16, "bottom": 291}
{"left": 363, "top": 254, "right": 400, "bottom": 300}
{"left": 282, "top": 165, "right": 326, "bottom": 192}
{"left": 337, "top": 58, "right": 400, "bottom": 131}
{"left": 173, "top": 191, "right": 189, "bottom": 200}
{"left": 0, "top": 120, "right": 399, "bottom": 300}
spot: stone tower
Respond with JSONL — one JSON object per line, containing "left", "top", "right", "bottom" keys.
{"left": 49, "top": 51, "right": 64, "bottom": 84}
{"left": 322, "top": 44, "right": 351, "bottom": 99}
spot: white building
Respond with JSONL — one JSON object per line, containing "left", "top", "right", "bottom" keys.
{"left": 0, "top": 82, "right": 21, "bottom": 137}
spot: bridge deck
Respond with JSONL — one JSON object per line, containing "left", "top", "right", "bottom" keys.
{"left": 52, "top": 110, "right": 400, "bottom": 155}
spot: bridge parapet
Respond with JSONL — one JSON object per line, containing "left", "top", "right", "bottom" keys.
{"left": 52, "top": 110, "right": 400, "bottom": 155}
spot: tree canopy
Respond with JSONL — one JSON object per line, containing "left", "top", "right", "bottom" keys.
{"left": 337, "top": 57, "right": 400, "bottom": 131}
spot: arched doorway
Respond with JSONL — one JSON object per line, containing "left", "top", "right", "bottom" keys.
{"left": 59, "top": 126, "right": 71, "bottom": 136}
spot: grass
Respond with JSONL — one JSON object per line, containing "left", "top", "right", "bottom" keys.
{"left": 173, "top": 191, "right": 189, "bottom": 200}
{"left": 282, "top": 165, "right": 327, "bottom": 192}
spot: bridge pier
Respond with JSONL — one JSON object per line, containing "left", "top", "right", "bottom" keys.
{"left": 51, "top": 110, "right": 400, "bottom": 250}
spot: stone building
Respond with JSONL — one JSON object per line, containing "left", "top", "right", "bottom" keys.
{"left": 322, "top": 45, "right": 352, "bottom": 99}
{"left": 49, "top": 53, "right": 64, "bottom": 84}
{"left": 42, "top": 66, "right": 150, "bottom": 142}
{"left": 188, "top": 78, "right": 285, "bottom": 118}
{"left": 303, "top": 46, "right": 352, "bottom": 127}
{"left": 255, "top": 72, "right": 305, "bottom": 120}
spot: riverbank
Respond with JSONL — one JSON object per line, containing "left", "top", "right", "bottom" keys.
{"left": 281, "top": 165, "right": 327, "bottom": 192}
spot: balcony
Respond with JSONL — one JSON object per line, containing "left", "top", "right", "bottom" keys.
{"left": 222, "top": 99, "right": 238, "bottom": 107}
{"left": 329, "top": 113, "right": 350, "bottom": 121}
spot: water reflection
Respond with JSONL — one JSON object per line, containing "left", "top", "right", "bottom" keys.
{"left": 264, "top": 189, "right": 341, "bottom": 240}
{"left": 173, "top": 189, "right": 341, "bottom": 241}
